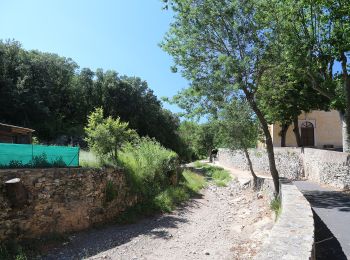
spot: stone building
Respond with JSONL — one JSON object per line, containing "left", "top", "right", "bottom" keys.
{"left": 269, "top": 110, "right": 342, "bottom": 149}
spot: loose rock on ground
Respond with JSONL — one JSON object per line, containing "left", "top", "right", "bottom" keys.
{"left": 44, "top": 178, "right": 273, "bottom": 260}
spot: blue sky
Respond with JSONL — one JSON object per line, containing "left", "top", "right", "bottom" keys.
{"left": 0, "top": 0, "right": 187, "bottom": 113}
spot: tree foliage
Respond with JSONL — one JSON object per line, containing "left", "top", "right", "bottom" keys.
{"left": 0, "top": 40, "right": 186, "bottom": 157}
{"left": 219, "top": 99, "right": 259, "bottom": 150}
{"left": 259, "top": 0, "right": 350, "bottom": 149}
{"left": 84, "top": 108, "right": 138, "bottom": 160}
{"left": 161, "top": 0, "right": 281, "bottom": 194}
{"left": 219, "top": 98, "right": 259, "bottom": 184}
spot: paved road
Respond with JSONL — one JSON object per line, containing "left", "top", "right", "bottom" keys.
{"left": 294, "top": 181, "right": 350, "bottom": 259}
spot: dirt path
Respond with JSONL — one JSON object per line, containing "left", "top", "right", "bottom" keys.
{"left": 44, "top": 179, "right": 273, "bottom": 260}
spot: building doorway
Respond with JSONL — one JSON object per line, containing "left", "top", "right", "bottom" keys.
{"left": 301, "top": 121, "right": 315, "bottom": 147}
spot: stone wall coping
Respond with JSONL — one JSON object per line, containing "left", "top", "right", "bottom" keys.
{"left": 254, "top": 181, "right": 314, "bottom": 260}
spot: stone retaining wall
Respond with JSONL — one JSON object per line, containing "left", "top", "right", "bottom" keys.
{"left": 0, "top": 167, "right": 138, "bottom": 242}
{"left": 254, "top": 180, "right": 314, "bottom": 259}
{"left": 218, "top": 148, "right": 350, "bottom": 189}
{"left": 302, "top": 148, "right": 350, "bottom": 189}
{"left": 218, "top": 148, "right": 303, "bottom": 180}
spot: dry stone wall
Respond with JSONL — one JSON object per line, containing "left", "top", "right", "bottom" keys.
{"left": 218, "top": 147, "right": 350, "bottom": 189}
{"left": 218, "top": 148, "right": 303, "bottom": 180}
{"left": 0, "top": 167, "right": 138, "bottom": 242}
{"left": 302, "top": 148, "right": 350, "bottom": 189}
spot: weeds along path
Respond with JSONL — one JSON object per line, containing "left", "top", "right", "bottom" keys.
{"left": 44, "top": 180, "right": 273, "bottom": 260}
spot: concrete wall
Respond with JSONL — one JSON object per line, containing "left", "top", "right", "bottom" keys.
{"left": 0, "top": 167, "right": 138, "bottom": 242}
{"left": 218, "top": 147, "right": 350, "bottom": 190}
{"left": 272, "top": 110, "right": 342, "bottom": 148}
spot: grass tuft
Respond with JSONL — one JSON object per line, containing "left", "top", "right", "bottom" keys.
{"left": 270, "top": 197, "right": 282, "bottom": 220}
{"left": 79, "top": 150, "right": 103, "bottom": 167}
{"left": 154, "top": 186, "right": 190, "bottom": 212}
{"left": 0, "top": 241, "right": 27, "bottom": 260}
{"left": 193, "top": 161, "right": 232, "bottom": 186}
{"left": 212, "top": 170, "right": 231, "bottom": 187}
{"left": 182, "top": 170, "right": 207, "bottom": 193}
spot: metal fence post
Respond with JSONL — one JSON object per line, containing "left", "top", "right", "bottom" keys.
{"left": 31, "top": 144, "right": 34, "bottom": 167}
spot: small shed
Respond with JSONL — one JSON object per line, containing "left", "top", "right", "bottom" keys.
{"left": 0, "top": 123, "right": 35, "bottom": 144}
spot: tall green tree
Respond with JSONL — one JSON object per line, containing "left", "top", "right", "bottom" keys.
{"left": 162, "top": 0, "right": 281, "bottom": 194}
{"left": 260, "top": 0, "right": 350, "bottom": 150}
{"left": 257, "top": 65, "right": 330, "bottom": 147}
{"left": 219, "top": 99, "right": 259, "bottom": 186}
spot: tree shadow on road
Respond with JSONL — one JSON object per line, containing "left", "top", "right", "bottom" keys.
{"left": 303, "top": 190, "right": 350, "bottom": 212}
{"left": 42, "top": 199, "right": 202, "bottom": 260}
{"left": 313, "top": 209, "right": 347, "bottom": 260}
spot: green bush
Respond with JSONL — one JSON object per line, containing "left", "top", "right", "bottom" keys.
{"left": 85, "top": 108, "right": 138, "bottom": 161}
{"left": 154, "top": 186, "right": 190, "bottom": 212}
{"left": 118, "top": 137, "right": 179, "bottom": 199}
{"left": 79, "top": 150, "right": 102, "bottom": 167}
{"left": 116, "top": 140, "right": 211, "bottom": 221}
{"left": 117, "top": 170, "right": 207, "bottom": 221}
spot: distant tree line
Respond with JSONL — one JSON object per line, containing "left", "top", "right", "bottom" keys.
{"left": 0, "top": 40, "right": 187, "bottom": 158}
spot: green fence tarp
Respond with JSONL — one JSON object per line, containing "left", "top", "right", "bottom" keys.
{"left": 0, "top": 143, "right": 79, "bottom": 167}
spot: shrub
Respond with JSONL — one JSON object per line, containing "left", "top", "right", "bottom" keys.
{"left": 0, "top": 154, "right": 67, "bottom": 169}
{"left": 79, "top": 150, "right": 102, "bottom": 167}
{"left": 154, "top": 186, "right": 190, "bottom": 212}
{"left": 85, "top": 108, "right": 138, "bottom": 162}
{"left": 8, "top": 160, "right": 24, "bottom": 168}
{"left": 118, "top": 137, "right": 179, "bottom": 199}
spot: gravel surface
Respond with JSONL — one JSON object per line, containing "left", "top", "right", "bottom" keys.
{"left": 43, "top": 180, "right": 273, "bottom": 260}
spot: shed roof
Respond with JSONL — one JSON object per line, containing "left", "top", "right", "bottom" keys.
{"left": 0, "top": 123, "right": 35, "bottom": 133}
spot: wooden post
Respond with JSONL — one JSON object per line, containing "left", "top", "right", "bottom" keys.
{"left": 5, "top": 178, "right": 27, "bottom": 208}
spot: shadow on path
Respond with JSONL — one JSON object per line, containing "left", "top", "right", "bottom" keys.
{"left": 42, "top": 199, "right": 202, "bottom": 260}
{"left": 303, "top": 190, "right": 350, "bottom": 212}
{"left": 294, "top": 181, "right": 350, "bottom": 259}
{"left": 313, "top": 209, "right": 347, "bottom": 260}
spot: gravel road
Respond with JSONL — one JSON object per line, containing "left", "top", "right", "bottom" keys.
{"left": 44, "top": 179, "right": 273, "bottom": 260}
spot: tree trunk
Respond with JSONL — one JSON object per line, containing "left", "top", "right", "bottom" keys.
{"left": 244, "top": 91, "right": 280, "bottom": 195}
{"left": 243, "top": 148, "right": 258, "bottom": 189}
{"left": 340, "top": 112, "right": 349, "bottom": 152}
{"left": 292, "top": 116, "right": 302, "bottom": 147}
{"left": 208, "top": 149, "right": 213, "bottom": 162}
{"left": 280, "top": 124, "right": 289, "bottom": 147}
{"left": 5, "top": 178, "right": 27, "bottom": 208}
{"left": 340, "top": 51, "right": 350, "bottom": 153}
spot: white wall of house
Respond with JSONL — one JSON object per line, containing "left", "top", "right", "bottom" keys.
{"left": 271, "top": 110, "right": 342, "bottom": 148}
